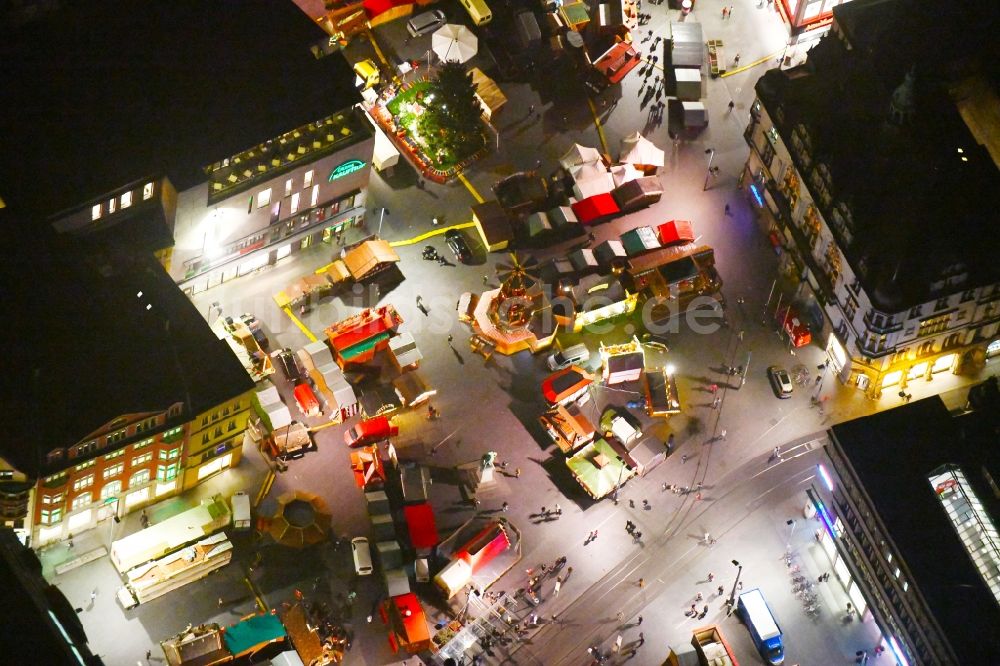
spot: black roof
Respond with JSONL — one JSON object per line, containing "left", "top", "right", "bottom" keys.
{"left": 830, "top": 388, "right": 1000, "bottom": 663}
{"left": 0, "top": 529, "right": 104, "bottom": 665}
{"left": 755, "top": 0, "right": 1000, "bottom": 312}
{"left": 0, "top": 0, "right": 360, "bottom": 219}
{"left": 0, "top": 212, "right": 253, "bottom": 478}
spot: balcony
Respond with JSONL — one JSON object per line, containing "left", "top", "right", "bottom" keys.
{"left": 863, "top": 312, "right": 903, "bottom": 334}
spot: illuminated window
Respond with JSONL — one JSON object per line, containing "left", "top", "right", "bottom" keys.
{"left": 160, "top": 447, "right": 180, "bottom": 461}
{"left": 133, "top": 437, "right": 154, "bottom": 450}
{"left": 40, "top": 509, "right": 62, "bottom": 525}
{"left": 101, "top": 480, "right": 122, "bottom": 499}
{"left": 257, "top": 188, "right": 272, "bottom": 208}
{"left": 285, "top": 178, "right": 294, "bottom": 197}
{"left": 130, "top": 469, "right": 151, "bottom": 487}
{"left": 304, "top": 170, "right": 314, "bottom": 188}
{"left": 290, "top": 192, "right": 300, "bottom": 215}
{"left": 132, "top": 452, "right": 153, "bottom": 466}
{"left": 73, "top": 474, "right": 94, "bottom": 491}
{"left": 120, "top": 191, "right": 133, "bottom": 209}
{"left": 44, "top": 493, "right": 64, "bottom": 505}
{"left": 92, "top": 204, "right": 102, "bottom": 220}
{"left": 143, "top": 182, "right": 154, "bottom": 200}
{"left": 310, "top": 185, "right": 319, "bottom": 208}
{"left": 71, "top": 493, "right": 92, "bottom": 511}
{"left": 157, "top": 463, "right": 179, "bottom": 482}
{"left": 104, "top": 449, "right": 124, "bottom": 461}
{"left": 103, "top": 463, "right": 124, "bottom": 479}
{"left": 74, "top": 458, "right": 96, "bottom": 471}
{"left": 108, "top": 197, "right": 116, "bottom": 214}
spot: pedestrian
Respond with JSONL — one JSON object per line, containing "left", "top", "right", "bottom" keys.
{"left": 724, "top": 203, "right": 731, "bottom": 215}
{"left": 637, "top": 615, "right": 644, "bottom": 625}
{"left": 554, "top": 580, "right": 561, "bottom": 595}
{"left": 67, "top": 534, "right": 74, "bottom": 549}
{"left": 661, "top": 482, "right": 668, "bottom": 492}
{"left": 709, "top": 383, "right": 718, "bottom": 393}
{"left": 734, "top": 53, "right": 741, "bottom": 66}
{"left": 540, "top": 506, "right": 547, "bottom": 514}
{"left": 638, "top": 578, "right": 645, "bottom": 588}
{"left": 629, "top": 499, "right": 635, "bottom": 508}
{"left": 718, "top": 585, "right": 725, "bottom": 595}
{"left": 447, "top": 334, "right": 453, "bottom": 342}
{"left": 146, "top": 649, "right": 152, "bottom": 662}
{"left": 502, "top": 501, "right": 509, "bottom": 512}
{"left": 737, "top": 581, "right": 743, "bottom": 591}
{"left": 634, "top": 531, "right": 642, "bottom": 540}
{"left": 528, "top": 104, "right": 535, "bottom": 114}
{"left": 681, "top": 454, "right": 689, "bottom": 463}
{"left": 720, "top": 429, "right": 727, "bottom": 440}
{"left": 555, "top": 503, "right": 562, "bottom": 515}
{"left": 721, "top": 6, "right": 727, "bottom": 18}
{"left": 690, "top": 603, "right": 697, "bottom": 614}
{"left": 483, "top": 275, "right": 489, "bottom": 285}
{"left": 667, "top": 433, "right": 675, "bottom": 450}
{"left": 703, "top": 604, "right": 709, "bottom": 616}
{"left": 695, "top": 592, "right": 703, "bottom": 602}
{"left": 617, "top": 610, "right": 624, "bottom": 622}
{"left": 708, "top": 572, "right": 715, "bottom": 581}
{"left": 728, "top": 100, "right": 735, "bottom": 112}
{"left": 515, "top": 467, "right": 521, "bottom": 478}
{"left": 642, "top": 499, "right": 649, "bottom": 509}
{"left": 90, "top": 589, "right": 97, "bottom": 602}
{"left": 638, "top": 631, "right": 645, "bottom": 646}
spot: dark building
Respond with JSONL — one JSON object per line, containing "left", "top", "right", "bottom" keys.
{"left": 742, "top": 0, "right": 1000, "bottom": 399}
{"left": 0, "top": 528, "right": 105, "bottom": 664}
{"left": 0, "top": 213, "right": 254, "bottom": 547}
{"left": 818, "top": 378, "right": 1000, "bottom": 665}
{"left": 0, "top": 0, "right": 372, "bottom": 294}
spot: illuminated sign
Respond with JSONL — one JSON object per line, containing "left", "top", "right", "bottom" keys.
{"left": 328, "top": 159, "right": 367, "bottom": 181}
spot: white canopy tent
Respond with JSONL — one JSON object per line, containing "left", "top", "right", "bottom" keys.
{"left": 620, "top": 131, "right": 665, "bottom": 169}
{"left": 571, "top": 162, "right": 616, "bottom": 199}
{"left": 432, "top": 24, "right": 478, "bottom": 64}
{"left": 560, "top": 142, "right": 603, "bottom": 170}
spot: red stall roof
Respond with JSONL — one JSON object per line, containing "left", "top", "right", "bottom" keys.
{"left": 404, "top": 503, "right": 439, "bottom": 549}
{"left": 363, "top": 0, "right": 395, "bottom": 19}
{"left": 657, "top": 220, "right": 695, "bottom": 247}
{"left": 571, "top": 193, "right": 620, "bottom": 224}
{"left": 542, "top": 366, "right": 594, "bottom": 404}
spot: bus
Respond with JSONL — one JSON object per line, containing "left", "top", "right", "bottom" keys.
{"left": 458, "top": 0, "right": 491, "bottom": 25}
{"left": 737, "top": 589, "right": 785, "bottom": 665}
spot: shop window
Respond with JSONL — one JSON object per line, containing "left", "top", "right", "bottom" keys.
{"left": 92, "top": 204, "right": 102, "bottom": 220}
{"left": 120, "top": 191, "right": 133, "bottom": 209}
{"left": 143, "top": 182, "right": 154, "bottom": 200}
{"left": 304, "top": 170, "right": 314, "bottom": 188}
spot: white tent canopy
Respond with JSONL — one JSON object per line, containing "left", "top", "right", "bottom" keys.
{"left": 610, "top": 163, "right": 642, "bottom": 186}
{"left": 560, "top": 143, "right": 603, "bottom": 170}
{"left": 620, "top": 131, "right": 665, "bottom": 168}
{"left": 571, "top": 163, "right": 615, "bottom": 199}
{"left": 432, "top": 24, "right": 478, "bottom": 64}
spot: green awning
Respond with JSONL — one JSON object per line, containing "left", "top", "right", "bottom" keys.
{"left": 223, "top": 614, "right": 286, "bottom": 656}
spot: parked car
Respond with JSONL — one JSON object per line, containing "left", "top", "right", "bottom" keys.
{"left": 277, "top": 348, "right": 301, "bottom": 383}
{"left": 406, "top": 9, "right": 447, "bottom": 37}
{"left": 445, "top": 229, "right": 472, "bottom": 263}
{"left": 767, "top": 365, "right": 793, "bottom": 398}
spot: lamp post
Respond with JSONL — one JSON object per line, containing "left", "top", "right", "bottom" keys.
{"left": 611, "top": 456, "right": 627, "bottom": 504}
{"left": 702, "top": 148, "right": 716, "bottom": 191}
{"left": 726, "top": 559, "right": 743, "bottom": 614}
{"left": 377, "top": 207, "right": 390, "bottom": 236}
{"left": 106, "top": 497, "right": 122, "bottom": 549}
{"left": 786, "top": 518, "right": 797, "bottom": 549}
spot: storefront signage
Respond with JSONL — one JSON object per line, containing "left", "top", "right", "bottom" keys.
{"left": 328, "top": 159, "right": 367, "bottom": 182}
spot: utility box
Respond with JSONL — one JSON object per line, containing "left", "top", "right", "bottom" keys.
{"left": 365, "top": 490, "right": 390, "bottom": 515}
{"left": 682, "top": 101, "right": 709, "bottom": 129}
{"left": 376, "top": 540, "right": 403, "bottom": 569}
{"left": 675, "top": 68, "right": 702, "bottom": 101}
{"left": 384, "top": 567, "right": 411, "bottom": 597}
{"left": 372, "top": 513, "right": 396, "bottom": 542}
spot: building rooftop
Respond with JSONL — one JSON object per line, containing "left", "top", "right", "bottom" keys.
{"left": 829, "top": 385, "right": 1000, "bottom": 663}
{"left": 0, "top": 0, "right": 360, "bottom": 219}
{"left": 0, "top": 213, "right": 253, "bottom": 478}
{"left": 755, "top": 0, "right": 1000, "bottom": 312}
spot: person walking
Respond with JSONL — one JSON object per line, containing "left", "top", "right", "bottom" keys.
{"left": 616, "top": 610, "right": 625, "bottom": 622}
{"left": 90, "top": 589, "right": 97, "bottom": 603}
{"left": 637, "top": 578, "right": 645, "bottom": 588}
{"left": 681, "top": 453, "right": 689, "bottom": 463}
{"left": 717, "top": 585, "right": 725, "bottom": 596}
{"left": 637, "top": 615, "right": 644, "bottom": 625}
{"left": 724, "top": 203, "right": 731, "bottom": 215}
{"left": 721, "top": 6, "right": 728, "bottom": 18}
{"left": 502, "top": 501, "right": 509, "bottom": 512}
{"left": 734, "top": 53, "right": 741, "bottom": 66}
{"left": 728, "top": 100, "right": 735, "bottom": 112}
{"left": 555, "top": 503, "right": 562, "bottom": 515}
{"left": 708, "top": 572, "right": 715, "bottom": 581}
{"left": 515, "top": 467, "right": 521, "bottom": 478}
{"left": 638, "top": 632, "right": 645, "bottom": 646}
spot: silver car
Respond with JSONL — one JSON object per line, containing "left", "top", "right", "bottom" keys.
{"left": 767, "top": 365, "right": 794, "bottom": 398}
{"left": 407, "top": 10, "right": 447, "bottom": 37}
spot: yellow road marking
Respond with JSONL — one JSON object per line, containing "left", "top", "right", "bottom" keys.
{"left": 587, "top": 97, "right": 610, "bottom": 155}
{"left": 244, "top": 576, "right": 267, "bottom": 613}
{"left": 388, "top": 222, "right": 476, "bottom": 247}
{"left": 254, "top": 469, "right": 275, "bottom": 508}
{"left": 282, "top": 306, "right": 318, "bottom": 342}
{"left": 457, "top": 172, "right": 485, "bottom": 203}
{"left": 721, "top": 50, "right": 783, "bottom": 78}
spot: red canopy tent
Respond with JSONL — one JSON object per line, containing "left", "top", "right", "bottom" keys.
{"left": 657, "top": 220, "right": 695, "bottom": 247}
{"left": 404, "top": 503, "right": 439, "bottom": 550}
{"left": 571, "top": 193, "right": 620, "bottom": 225}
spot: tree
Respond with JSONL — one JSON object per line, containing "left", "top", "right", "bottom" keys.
{"left": 419, "top": 61, "right": 484, "bottom": 163}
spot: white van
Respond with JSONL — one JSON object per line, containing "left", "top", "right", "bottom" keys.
{"left": 458, "top": 0, "right": 492, "bottom": 25}
{"left": 547, "top": 343, "right": 590, "bottom": 371}
{"left": 231, "top": 492, "right": 251, "bottom": 531}
{"left": 351, "top": 536, "right": 373, "bottom": 576}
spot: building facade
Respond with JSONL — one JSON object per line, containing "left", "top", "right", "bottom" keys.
{"left": 741, "top": 1, "right": 1000, "bottom": 398}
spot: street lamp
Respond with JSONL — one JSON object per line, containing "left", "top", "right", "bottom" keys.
{"left": 726, "top": 559, "right": 743, "bottom": 613}
{"left": 702, "top": 148, "right": 716, "bottom": 191}
{"left": 786, "top": 518, "right": 797, "bottom": 549}
{"left": 377, "top": 207, "right": 390, "bottom": 236}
